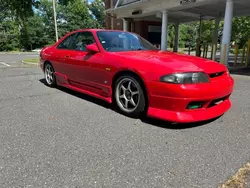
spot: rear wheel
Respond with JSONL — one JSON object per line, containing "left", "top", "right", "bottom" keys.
{"left": 44, "top": 63, "right": 56, "bottom": 87}
{"left": 114, "top": 75, "right": 146, "bottom": 117}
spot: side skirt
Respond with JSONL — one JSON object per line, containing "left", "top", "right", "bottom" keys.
{"left": 54, "top": 72, "right": 112, "bottom": 104}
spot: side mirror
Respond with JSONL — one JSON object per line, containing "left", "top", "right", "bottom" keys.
{"left": 86, "top": 43, "right": 99, "bottom": 53}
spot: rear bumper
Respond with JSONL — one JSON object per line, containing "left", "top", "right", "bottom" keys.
{"left": 146, "top": 75, "right": 234, "bottom": 123}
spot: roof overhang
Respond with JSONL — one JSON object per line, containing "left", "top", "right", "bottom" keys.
{"left": 105, "top": 0, "right": 250, "bottom": 23}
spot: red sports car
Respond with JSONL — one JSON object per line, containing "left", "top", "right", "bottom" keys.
{"left": 40, "top": 29, "right": 234, "bottom": 123}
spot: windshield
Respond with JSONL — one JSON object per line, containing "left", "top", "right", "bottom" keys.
{"left": 96, "top": 31, "right": 158, "bottom": 52}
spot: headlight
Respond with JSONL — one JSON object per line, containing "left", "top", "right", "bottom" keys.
{"left": 160, "top": 72, "right": 209, "bottom": 84}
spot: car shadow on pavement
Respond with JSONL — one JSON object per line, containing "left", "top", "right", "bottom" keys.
{"left": 39, "top": 78, "right": 110, "bottom": 109}
{"left": 40, "top": 78, "right": 220, "bottom": 129}
{"left": 140, "top": 116, "right": 221, "bottom": 129}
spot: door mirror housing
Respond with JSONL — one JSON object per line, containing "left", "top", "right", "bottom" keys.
{"left": 86, "top": 43, "right": 99, "bottom": 53}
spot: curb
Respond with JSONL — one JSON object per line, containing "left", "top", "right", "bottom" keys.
{"left": 21, "top": 60, "right": 39, "bottom": 65}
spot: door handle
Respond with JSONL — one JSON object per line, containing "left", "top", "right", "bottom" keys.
{"left": 65, "top": 55, "right": 70, "bottom": 58}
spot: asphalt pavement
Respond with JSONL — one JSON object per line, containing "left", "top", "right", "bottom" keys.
{"left": 0, "top": 59, "right": 250, "bottom": 187}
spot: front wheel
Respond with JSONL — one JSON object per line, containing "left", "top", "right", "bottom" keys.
{"left": 114, "top": 75, "right": 146, "bottom": 117}
{"left": 44, "top": 63, "right": 56, "bottom": 87}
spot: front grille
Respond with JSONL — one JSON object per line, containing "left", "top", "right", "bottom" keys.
{"left": 208, "top": 71, "right": 225, "bottom": 78}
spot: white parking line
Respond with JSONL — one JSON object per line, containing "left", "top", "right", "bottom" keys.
{"left": 0, "top": 62, "right": 11, "bottom": 67}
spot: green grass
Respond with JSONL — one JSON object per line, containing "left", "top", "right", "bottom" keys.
{"left": 0, "top": 51, "right": 21, "bottom": 54}
{"left": 219, "top": 163, "right": 250, "bottom": 188}
{"left": 23, "top": 58, "right": 39, "bottom": 64}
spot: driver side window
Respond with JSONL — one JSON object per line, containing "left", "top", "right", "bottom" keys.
{"left": 70, "top": 32, "right": 96, "bottom": 51}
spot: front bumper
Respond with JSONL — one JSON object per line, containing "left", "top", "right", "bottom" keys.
{"left": 146, "top": 75, "right": 234, "bottom": 123}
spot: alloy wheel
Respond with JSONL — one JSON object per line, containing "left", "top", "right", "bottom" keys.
{"left": 115, "top": 78, "right": 140, "bottom": 113}
{"left": 45, "top": 64, "right": 54, "bottom": 85}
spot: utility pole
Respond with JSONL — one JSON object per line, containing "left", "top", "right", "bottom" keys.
{"left": 52, "top": 0, "right": 58, "bottom": 42}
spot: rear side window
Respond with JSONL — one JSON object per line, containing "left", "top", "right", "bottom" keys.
{"left": 57, "top": 33, "right": 76, "bottom": 49}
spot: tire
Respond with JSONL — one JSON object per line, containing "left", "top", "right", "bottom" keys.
{"left": 114, "top": 74, "right": 146, "bottom": 118}
{"left": 44, "top": 63, "right": 56, "bottom": 87}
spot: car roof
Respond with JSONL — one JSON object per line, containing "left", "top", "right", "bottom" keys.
{"left": 56, "top": 29, "right": 137, "bottom": 45}
{"left": 69, "top": 28, "right": 131, "bottom": 34}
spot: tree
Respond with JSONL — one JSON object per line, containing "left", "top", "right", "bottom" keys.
{"left": 200, "top": 20, "right": 214, "bottom": 44}
{"left": 231, "top": 16, "right": 250, "bottom": 48}
{"left": 37, "top": 0, "right": 57, "bottom": 45}
{"left": 0, "top": 0, "right": 40, "bottom": 24}
{"left": 57, "top": 0, "right": 98, "bottom": 38}
{"left": 179, "top": 22, "right": 199, "bottom": 49}
{"left": 0, "top": 18, "right": 20, "bottom": 51}
{"left": 0, "top": 0, "right": 92, "bottom": 51}
{"left": 88, "top": 0, "right": 105, "bottom": 28}
{"left": 20, "top": 15, "right": 47, "bottom": 50}
{"left": 0, "top": 0, "right": 74, "bottom": 23}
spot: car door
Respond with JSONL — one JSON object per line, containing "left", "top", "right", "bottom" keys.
{"left": 63, "top": 31, "right": 101, "bottom": 91}
{"left": 51, "top": 33, "right": 77, "bottom": 75}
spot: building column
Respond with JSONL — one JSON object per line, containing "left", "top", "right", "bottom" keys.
{"left": 173, "top": 22, "right": 179, "bottom": 52}
{"left": 211, "top": 17, "right": 220, "bottom": 60}
{"left": 161, "top": 10, "right": 168, "bottom": 51}
{"left": 220, "top": 0, "right": 234, "bottom": 65}
{"left": 196, "top": 15, "right": 203, "bottom": 57}
{"left": 123, "top": 18, "right": 129, "bottom": 31}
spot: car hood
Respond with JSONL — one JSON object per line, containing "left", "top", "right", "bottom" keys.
{"left": 114, "top": 50, "right": 226, "bottom": 74}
